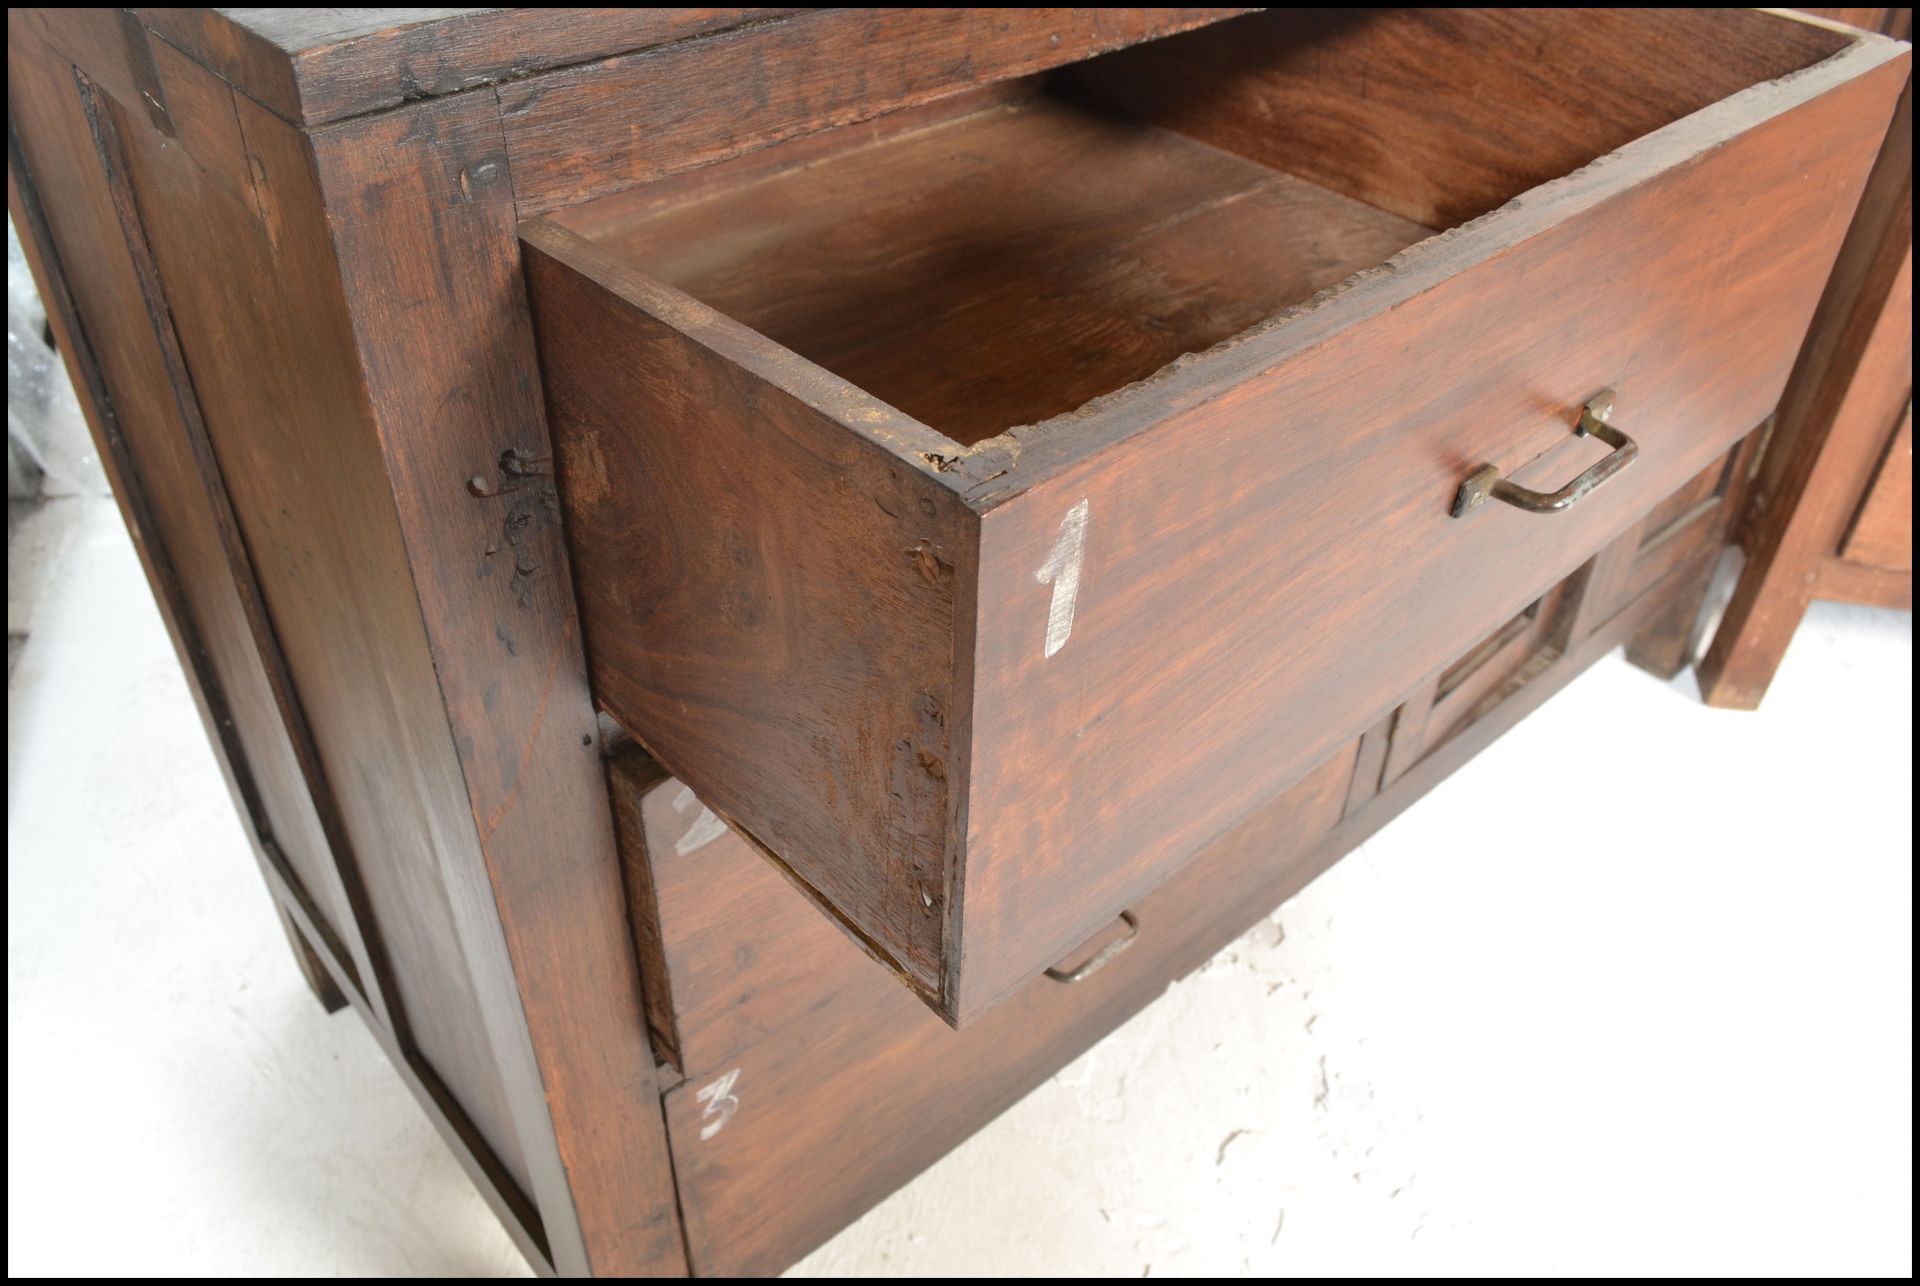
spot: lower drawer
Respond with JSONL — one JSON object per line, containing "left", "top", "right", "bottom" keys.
{"left": 610, "top": 739, "right": 1360, "bottom": 1276}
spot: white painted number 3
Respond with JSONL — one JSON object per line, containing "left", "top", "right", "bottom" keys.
{"left": 696, "top": 1068, "right": 741, "bottom": 1141}
{"left": 1035, "top": 498, "right": 1090, "bottom": 659}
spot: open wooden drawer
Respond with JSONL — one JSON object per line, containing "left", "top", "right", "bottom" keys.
{"left": 523, "top": 9, "right": 1908, "bottom": 1024}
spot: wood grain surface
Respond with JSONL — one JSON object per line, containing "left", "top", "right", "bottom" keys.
{"left": 15, "top": 7, "right": 1909, "bottom": 1277}
{"left": 497, "top": 7, "right": 1253, "bottom": 214}
{"left": 950, "top": 37, "right": 1907, "bottom": 1018}
{"left": 652, "top": 744, "right": 1357, "bottom": 1277}
{"left": 140, "top": 7, "right": 795, "bottom": 125}
{"left": 525, "top": 221, "right": 976, "bottom": 1008}
{"left": 9, "top": 14, "right": 555, "bottom": 1269}
{"left": 530, "top": 19, "right": 1907, "bottom": 1024}
{"left": 645, "top": 515, "right": 1719, "bottom": 1275}
{"left": 14, "top": 9, "right": 693, "bottom": 1274}
{"left": 105, "top": 84, "right": 541, "bottom": 1199}
{"left": 1061, "top": 8, "right": 1851, "bottom": 228}
{"left": 8, "top": 19, "right": 381, "bottom": 1014}
{"left": 1843, "top": 411, "right": 1914, "bottom": 570}
{"left": 580, "top": 93, "right": 1430, "bottom": 445}
{"left": 609, "top": 753, "right": 896, "bottom": 1077}
{"left": 1700, "top": 76, "right": 1914, "bottom": 705}
{"left": 310, "top": 97, "right": 686, "bottom": 1277}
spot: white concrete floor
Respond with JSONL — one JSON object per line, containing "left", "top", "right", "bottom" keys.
{"left": 7, "top": 493, "right": 1912, "bottom": 1277}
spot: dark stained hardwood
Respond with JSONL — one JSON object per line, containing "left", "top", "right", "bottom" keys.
{"left": 525, "top": 220, "right": 974, "bottom": 1009}
{"left": 139, "top": 7, "right": 797, "bottom": 126}
{"left": 606, "top": 755, "right": 683, "bottom": 1070}
{"left": 497, "top": 7, "right": 1256, "bottom": 215}
{"left": 654, "top": 744, "right": 1357, "bottom": 1277}
{"left": 7, "top": 26, "right": 553, "bottom": 1273}
{"left": 7, "top": 15, "right": 411, "bottom": 1038}
{"left": 107, "top": 76, "right": 538, "bottom": 1201}
{"left": 1799, "top": 8, "right": 1913, "bottom": 39}
{"left": 1378, "top": 676, "right": 1440, "bottom": 790}
{"left": 1842, "top": 411, "right": 1914, "bottom": 569}
{"left": 278, "top": 904, "right": 348, "bottom": 1014}
{"left": 144, "top": 33, "right": 253, "bottom": 206}
{"left": 1060, "top": 8, "right": 1853, "bottom": 229}
{"left": 11, "top": 9, "right": 174, "bottom": 135}
{"left": 1625, "top": 557, "right": 1724, "bottom": 683}
{"left": 1817, "top": 551, "right": 1916, "bottom": 606}
{"left": 608, "top": 750, "right": 972, "bottom": 1078}
{"left": 306, "top": 95, "right": 686, "bottom": 1280}
{"left": 547, "top": 80, "right": 1037, "bottom": 234}
{"left": 1699, "top": 77, "right": 1914, "bottom": 707}
{"left": 253, "top": 840, "right": 556, "bottom": 1272}
{"left": 1620, "top": 434, "right": 1763, "bottom": 680}
{"left": 647, "top": 518, "right": 1723, "bottom": 1276}
{"left": 1639, "top": 450, "right": 1736, "bottom": 553}
{"left": 1617, "top": 443, "right": 1756, "bottom": 616}
{"left": 1419, "top": 583, "right": 1573, "bottom": 756}
{"left": 530, "top": 22, "right": 1907, "bottom": 1024}
{"left": 14, "top": 7, "right": 690, "bottom": 1277}
{"left": 571, "top": 92, "right": 1432, "bottom": 445}
{"left": 948, "top": 39, "right": 1904, "bottom": 1020}
{"left": 13, "top": 7, "right": 1907, "bottom": 1278}
{"left": 1361, "top": 437, "right": 1756, "bottom": 775}
{"left": 1342, "top": 715, "right": 1394, "bottom": 820}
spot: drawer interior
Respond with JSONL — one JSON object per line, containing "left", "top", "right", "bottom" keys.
{"left": 552, "top": 92, "right": 1431, "bottom": 447}
{"left": 548, "top": 8, "right": 1848, "bottom": 449}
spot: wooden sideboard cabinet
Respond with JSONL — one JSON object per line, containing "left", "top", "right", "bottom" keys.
{"left": 8, "top": 8, "right": 1909, "bottom": 1276}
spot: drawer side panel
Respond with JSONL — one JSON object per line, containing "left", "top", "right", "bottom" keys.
{"left": 525, "top": 226, "right": 978, "bottom": 1004}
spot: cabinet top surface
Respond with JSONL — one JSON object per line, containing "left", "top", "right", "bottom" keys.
{"left": 162, "top": 7, "right": 809, "bottom": 124}
{"left": 215, "top": 7, "right": 498, "bottom": 52}
{"left": 163, "top": 8, "right": 1251, "bottom": 126}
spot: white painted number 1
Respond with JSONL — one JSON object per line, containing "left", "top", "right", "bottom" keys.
{"left": 696, "top": 1067, "right": 741, "bottom": 1141}
{"left": 1035, "top": 498, "right": 1090, "bottom": 659}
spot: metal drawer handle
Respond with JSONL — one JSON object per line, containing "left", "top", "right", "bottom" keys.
{"left": 1044, "top": 910, "right": 1139, "bottom": 983}
{"left": 1451, "top": 389, "right": 1638, "bottom": 518}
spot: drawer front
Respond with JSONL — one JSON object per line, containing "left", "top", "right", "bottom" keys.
{"left": 953, "top": 55, "right": 1903, "bottom": 1016}
{"left": 609, "top": 748, "right": 853, "bottom": 1075}
{"left": 649, "top": 742, "right": 1358, "bottom": 1277}
{"left": 526, "top": 22, "right": 1906, "bottom": 1026}
{"left": 610, "top": 737, "right": 1350, "bottom": 1078}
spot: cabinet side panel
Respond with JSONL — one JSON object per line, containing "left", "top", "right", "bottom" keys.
{"left": 97, "top": 81, "right": 537, "bottom": 1199}
{"left": 6, "top": 22, "right": 374, "bottom": 1007}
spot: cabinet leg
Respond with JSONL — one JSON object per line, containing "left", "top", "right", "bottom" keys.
{"left": 1693, "top": 563, "right": 1811, "bottom": 710}
{"left": 1625, "top": 555, "right": 1719, "bottom": 681}
{"left": 277, "top": 905, "right": 348, "bottom": 1014}
{"left": 1698, "top": 82, "right": 1913, "bottom": 708}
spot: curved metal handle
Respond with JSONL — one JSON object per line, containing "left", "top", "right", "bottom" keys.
{"left": 1044, "top": 911, "right": 1139, "bottom": 983}
{"left": 1451, "top": 390, "right": 1638, "bottom": 518}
